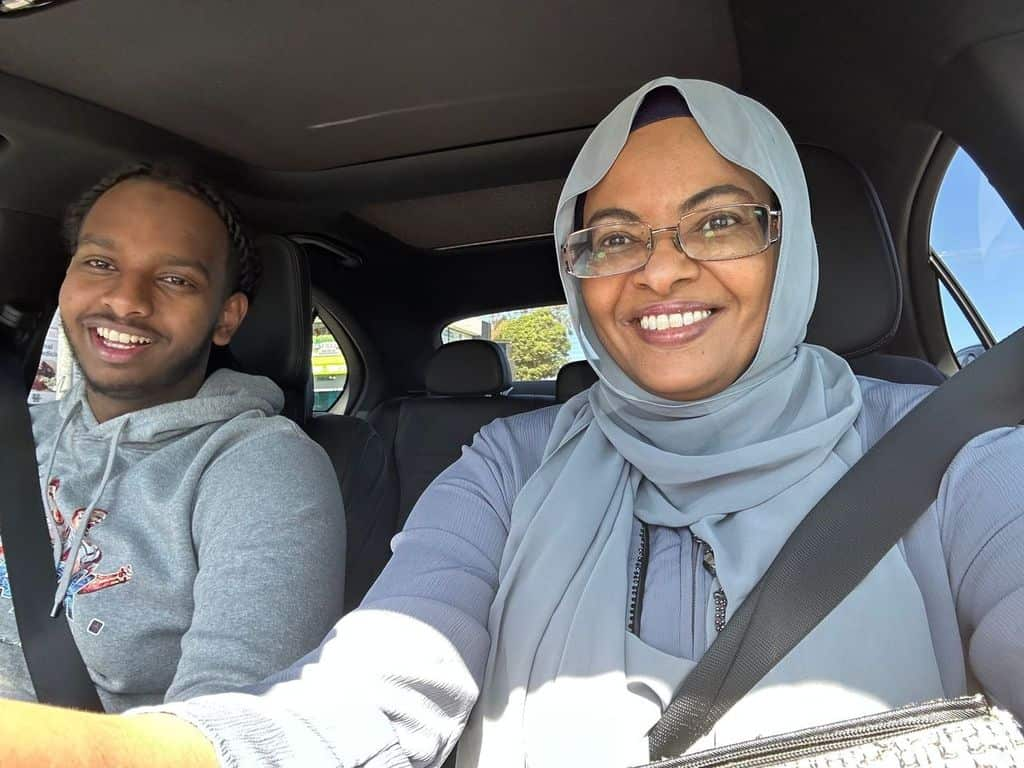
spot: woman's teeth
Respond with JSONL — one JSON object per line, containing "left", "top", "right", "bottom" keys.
{"left": 639, "top": 310, "right": 712, "bottom": 331}
{"left": 96, "top": 326, "right": 153, "bottom": 346}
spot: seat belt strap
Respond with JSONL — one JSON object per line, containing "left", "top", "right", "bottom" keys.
{"left": 648, "top": 325, "right": 1024, "bottom": 760}
{"left": 0, "top": 351, "right": 104, "bottom": 711}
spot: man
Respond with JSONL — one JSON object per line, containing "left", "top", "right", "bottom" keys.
{"left": 0, "top": 164, "right": 346, "bottom": 713}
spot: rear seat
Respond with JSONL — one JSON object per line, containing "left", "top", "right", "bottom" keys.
{"left": 370, "top": 340, "right": 548, "bottom": 529}
{"left": 305, "top": 413, "right": 394, "bottom": 611}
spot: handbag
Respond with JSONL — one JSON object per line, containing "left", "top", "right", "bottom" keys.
{"left": 638, "top": 325, "right": 1024, "bottom": 767}
{"left": 648, "top": 696, "right": 1022, "bottom": 768}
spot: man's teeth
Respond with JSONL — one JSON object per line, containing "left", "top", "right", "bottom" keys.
{"left": 95, "top": 327, "right": 153, "bottom": 346}
{"left": 639, "top": 310, "right": 712, "bottom": 331}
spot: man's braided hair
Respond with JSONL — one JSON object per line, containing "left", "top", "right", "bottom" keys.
{"left": 62, "top": 162, "right": 261, "bottom": 300}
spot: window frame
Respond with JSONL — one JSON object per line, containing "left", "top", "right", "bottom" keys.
{"left": 928, "top": 248, "right": 996, "bottom": 351}
{"left": 310, "top": 311, "right": 350, "bottom": 415}
{"left": 310, "top": 287, "right": 369, "bottom": 415}
{"left": 922, "top": 140, "right": 1024, "bottom": 373}
{"left": 908, "top": 137, "right": 963, "bottom": 375}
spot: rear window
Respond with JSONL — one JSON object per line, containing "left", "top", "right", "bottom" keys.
{"left": 312, "top": 315, "right": 348, "bottom": 412}
{"left": 441, "top": 304, "right": 583, "bottom": 381}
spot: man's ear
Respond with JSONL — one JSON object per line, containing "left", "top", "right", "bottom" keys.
{"left": 211, "top": 292, "right": 249, "bottom": 346}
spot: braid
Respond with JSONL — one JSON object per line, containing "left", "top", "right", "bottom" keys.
{"left": 62, "top": 162, "right": 261, "bottom": 300}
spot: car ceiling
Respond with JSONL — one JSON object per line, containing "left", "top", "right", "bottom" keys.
{"left": 0, "top": 0, "right": 739, "bottom": 172}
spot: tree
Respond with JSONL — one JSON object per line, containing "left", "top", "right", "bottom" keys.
{"left": 492, "top": 307, "right": 571, "bottom": 380}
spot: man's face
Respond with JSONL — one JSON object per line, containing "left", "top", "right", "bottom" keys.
{"left": 59, "top": 179, "right": 247, "bottom": 413}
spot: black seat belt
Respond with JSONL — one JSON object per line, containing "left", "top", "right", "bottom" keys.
{"left": 0, "top": 342, "right": 104, "bottom": 711}
{"left": 648, "top": 324, "right": 1024, "bottom": 760}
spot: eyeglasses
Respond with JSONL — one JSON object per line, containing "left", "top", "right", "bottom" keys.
{"left": 562, "top": 203, "right": 781, "bottom": 278}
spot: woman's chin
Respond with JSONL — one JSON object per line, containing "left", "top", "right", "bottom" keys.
{"left": 633, "top": 372, "right": 728, "bottom": 403}
{"left": 624, "top": 351, "right": 755, "bottom": 401}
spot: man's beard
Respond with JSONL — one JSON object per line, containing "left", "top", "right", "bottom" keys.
{"left": 73, "top": 322, "right": 217, "bottom": 403}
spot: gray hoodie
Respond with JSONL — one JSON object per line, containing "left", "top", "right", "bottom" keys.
{"left": 0, "top": 368, "right": 346, "bottom": 712}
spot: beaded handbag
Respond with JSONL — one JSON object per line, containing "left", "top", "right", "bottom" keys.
{"left": 647, "top": 696, "right": 1023, "bottom": 768}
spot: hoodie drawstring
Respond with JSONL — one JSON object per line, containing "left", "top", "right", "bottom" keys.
{"left": 42, "top": 400, "right": 80, "bottom": 572}
{"left": 49, "top": 416, "right": 128, "bottom": 618}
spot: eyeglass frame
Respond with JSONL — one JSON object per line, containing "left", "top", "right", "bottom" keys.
{"left": 561, "top": 203, "right": 782, "bottom": 278}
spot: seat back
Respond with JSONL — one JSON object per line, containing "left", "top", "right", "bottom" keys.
{"left": 304, "top": 414, "right": 395, "bottom": 611}
{"left": 371, "top": 340, "right": 547, "bottom": 528}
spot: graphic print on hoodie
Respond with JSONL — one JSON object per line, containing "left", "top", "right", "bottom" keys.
{"left": 46, "top": 478, "right": 134, "bottom": 620}
{"left": 0, "top": 480, "right": 134, "bottom": 623}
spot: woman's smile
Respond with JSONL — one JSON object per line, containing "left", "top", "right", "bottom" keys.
{"left": 628, "top": 302, "right": 721, "bottom": 347}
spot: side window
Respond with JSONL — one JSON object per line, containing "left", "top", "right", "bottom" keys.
{"left": 311, "top": 315, "right": 348, "bottom": 412}
{"left": 441, "top": 304, "right": 583, "bottom": 381}
{"left": 930, "top": 147, "right": 1024, "bottom": 366}
{"left": 28, "top": 312, "right": 77, "bottom": 405}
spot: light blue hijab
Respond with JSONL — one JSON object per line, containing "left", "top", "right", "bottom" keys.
{"left": 458, "top": 77, "right": 943, "bottom": 768}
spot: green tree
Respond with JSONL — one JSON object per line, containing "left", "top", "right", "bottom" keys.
{"left": 493, "top": 307, "right": 571, "bottom": 380}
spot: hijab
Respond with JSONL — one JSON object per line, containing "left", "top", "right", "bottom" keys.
{"left": 457, "top": 77, "right": 945, "bottom": 768}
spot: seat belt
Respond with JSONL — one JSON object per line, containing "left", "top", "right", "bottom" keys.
{"left": 648, "top": 324, "right": 1024, "bottom": 760}
{"left": 0, "top": 342, "right": 104, "bottom": 711}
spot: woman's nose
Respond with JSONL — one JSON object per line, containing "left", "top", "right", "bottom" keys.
{"left": 634, "top": 230, "right": 701, "bottom": 294}
{"left": 101, "top": 274, "right": 153, "bottom": 318}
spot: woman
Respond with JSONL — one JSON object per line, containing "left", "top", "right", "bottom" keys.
{"left": 0, "top": 77, "right": 1020, "bottom": 768}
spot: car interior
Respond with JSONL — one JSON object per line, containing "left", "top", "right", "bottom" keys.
{"left": 2, "top": 0, "right": 1023, "bottom": 628}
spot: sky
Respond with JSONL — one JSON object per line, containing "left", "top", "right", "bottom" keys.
{"left": 930, "top": 148, "right": 1024, "bottom": 353}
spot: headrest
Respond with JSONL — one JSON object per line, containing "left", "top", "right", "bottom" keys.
{"left": 556, "top": 359, "right": 598, "bottom": 403}
{"left": 425, "top": 340, "right": 512, "bottom": 396}
{"left": 0, "top": 210, "right": 65, "bottom": 310}
{"left": 226, "top": 235, "right": 312, "bottom": 422}
{"left": 800, "top": 145, "right": 901, "bottom": 357}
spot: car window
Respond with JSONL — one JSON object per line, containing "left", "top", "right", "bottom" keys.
{"left": 936, "top": 282, "right": 986, "bottom": 368}
{"left": 931, "top": 147, "right": 1024, "bottom": 366}
{"left": 312, "top": 314, "right": 348, "bottom": 412}
{"left": 27, "top": 312, "right": 77, "bottom": 405}
{"left": 442, "top": 304, "right": 583, "bottom": 381}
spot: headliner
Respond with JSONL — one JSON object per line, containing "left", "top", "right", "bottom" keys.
{"left": 0, "top": 0, "right": 738, "bottom": 171}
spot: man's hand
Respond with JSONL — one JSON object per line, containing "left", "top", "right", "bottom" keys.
{"left": 0, "top": 699, "right": 218, "bottom": 768}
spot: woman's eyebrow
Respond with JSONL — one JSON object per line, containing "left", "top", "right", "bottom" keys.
{"left": 585, "top": 185, "right": 758, "bottom": 227}
{"left": 679, "top": 184, "right": 755, "bottom": 213}
{"left": 585, "top": 207, "right": 640, "bottom": 227}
